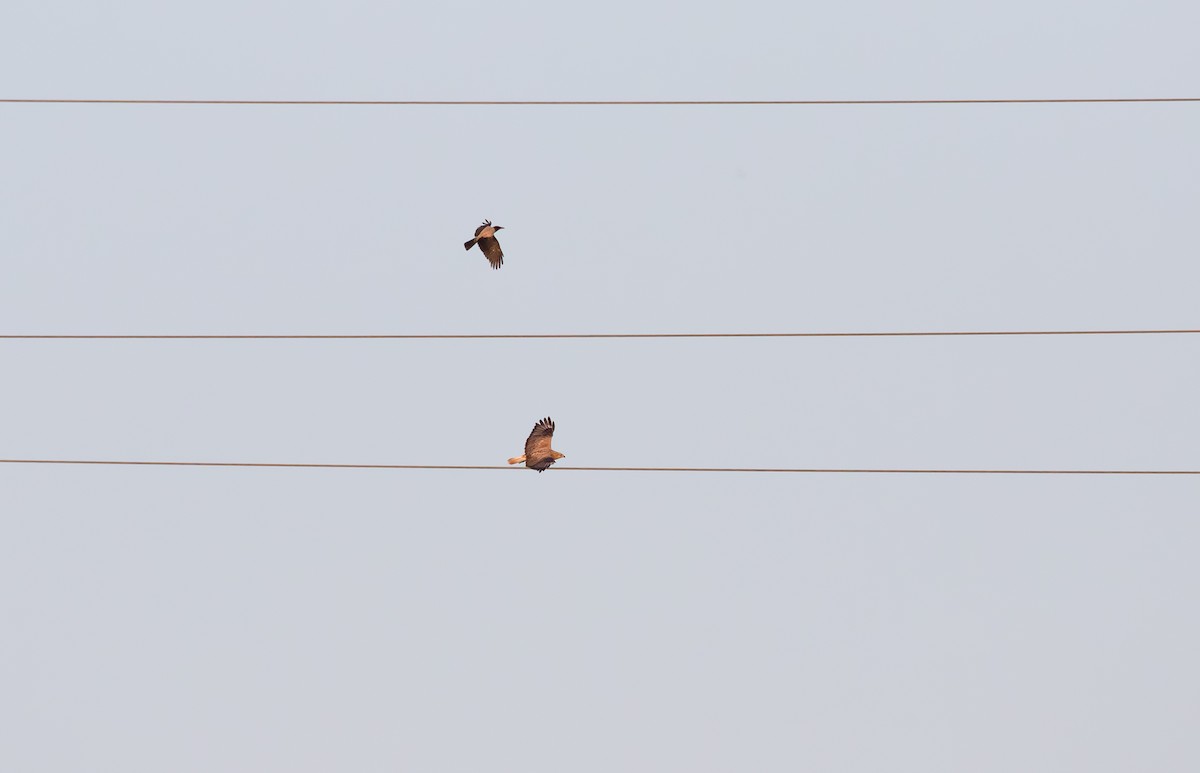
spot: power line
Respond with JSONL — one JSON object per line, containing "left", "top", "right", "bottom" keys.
{"left": 2, "top": 98, "right": 1198, "bottom": 107}
{"left": 0, "top": 459, "right": 1195, "bottom": 475}
{"left": 1, "top": 329, "right": 1197, "bottom": 341}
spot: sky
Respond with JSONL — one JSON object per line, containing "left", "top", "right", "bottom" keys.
{"left": 2, "top": 1, "right": 1198, "bottom": 771}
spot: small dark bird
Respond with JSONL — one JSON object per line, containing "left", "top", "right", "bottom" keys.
{"left": 464, "top": 220, "right": 505, "bottom": 270}
{"left": 507, "top": 417, "right": 565, "bottom": 472}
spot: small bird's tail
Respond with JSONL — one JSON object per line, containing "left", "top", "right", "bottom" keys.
{"left": 464, "top": 239, "right": 476, "bottom": 251}
{"left": 507, "top": 455, "right": 526, "bottom": 465}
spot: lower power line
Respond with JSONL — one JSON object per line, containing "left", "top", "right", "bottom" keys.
{"left": 0, "top": 459, "right": 1195, "bottom": 475}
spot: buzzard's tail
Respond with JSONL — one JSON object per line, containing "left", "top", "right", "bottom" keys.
{"left": 507, "top": 455, "right": 526, "bottom": 465}
{"left": 464, "top": 239, "right": 476, "bottom": 251}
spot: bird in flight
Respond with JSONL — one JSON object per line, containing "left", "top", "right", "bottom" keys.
{"left": 464, "top": 219, "right": 505, "bottom": 270}
{"left": 508, "top": 417, "right": 565, "bottom": 472}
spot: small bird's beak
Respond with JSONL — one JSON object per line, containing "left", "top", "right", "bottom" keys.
{"left": 495, "top": 226, "right": 505, "bottom": 231}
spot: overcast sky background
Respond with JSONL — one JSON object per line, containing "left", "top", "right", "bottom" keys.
{"left": 2, "top": 1, "right": 1198, "bottom": 771}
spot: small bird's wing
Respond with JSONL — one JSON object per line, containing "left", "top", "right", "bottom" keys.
{"left": 477, "top": 236, "right": 504, "bottom": 269}
{"left": 525, "top": 417, "right": 555, "bottom": 460}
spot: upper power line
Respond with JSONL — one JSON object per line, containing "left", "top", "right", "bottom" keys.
{"left": 1, "top": 329, "right": 1196, "bottom": 340}
{"left": 2, "top": 97, "right": 1198, "bottom": 107}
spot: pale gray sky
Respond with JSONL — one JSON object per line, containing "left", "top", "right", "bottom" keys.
{"left": 2, "top": 1, "right": 1198, "bottom": 771}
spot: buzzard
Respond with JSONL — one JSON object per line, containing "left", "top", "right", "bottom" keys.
{"left": 507, "top": 417, "right": 565, "bottom": 472}
{"left": 463, "top": 219, "right": 505, "bottom": 270}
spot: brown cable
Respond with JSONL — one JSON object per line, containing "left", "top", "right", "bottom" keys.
{"left": 1, "top": 329, "right": 1197, "bottom": 340}
{"left": 2, "top": 98, "right": 1198, "bottom": 106}
{"left": 0, "top": 459, "right": 1195, "bottom": 475}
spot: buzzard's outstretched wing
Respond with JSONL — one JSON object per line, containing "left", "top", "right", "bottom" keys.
{"left": 524, "top": 417, "right": 555, "bottom": 469}
{"left": 477, "top": 236, "right": 504, "bottom": 269}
